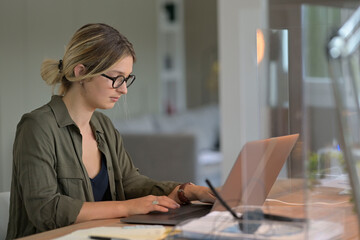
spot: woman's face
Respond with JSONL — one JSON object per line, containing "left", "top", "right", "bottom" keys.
{"left": 81, "top": 56, "right": 134, "bottom": 110}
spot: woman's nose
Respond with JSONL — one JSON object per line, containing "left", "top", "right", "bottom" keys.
{"left": 116, "top": 84, "right": 128, "bottom": 94}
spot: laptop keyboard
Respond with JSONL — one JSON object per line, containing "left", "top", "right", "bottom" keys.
{"left": 169, "top": 206, "right": 212, "bottom": 220}
{"left": 121, "top": 203, "right": 213, "bottom": 225}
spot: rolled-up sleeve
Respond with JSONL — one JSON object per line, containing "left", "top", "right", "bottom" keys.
{"left": 14, "top": 115, "right": 83, "bottom": 231}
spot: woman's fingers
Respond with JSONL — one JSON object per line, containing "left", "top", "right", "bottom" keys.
{"left": 123, "top": 195, "right": 180, "bottom": 216}
{"left": 191, "top": 186, "right": 216, "bottom": 203}
{"left": 149, "top": 195, "right": 180, "bottom": 212}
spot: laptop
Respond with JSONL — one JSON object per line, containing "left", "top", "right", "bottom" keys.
{"left": 121, "top": 133, "right": 299, "bottom": 225}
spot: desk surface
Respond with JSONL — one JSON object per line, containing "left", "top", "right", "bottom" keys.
{"left": 18, "top": 179, "right": 359, "bottom": 240}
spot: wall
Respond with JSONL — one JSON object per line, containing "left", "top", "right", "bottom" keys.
{"left": 218, "top": 0, "right": 268, "bottom": 181}
{"left": 0, "top": 0, "right": 159, "bottom": 192}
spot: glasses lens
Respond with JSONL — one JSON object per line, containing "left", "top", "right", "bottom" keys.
{"left": 113, "top": 76, "right": 125, "bottom": 88}
{"left": 126, "top": 75, "right": 136, "bottom": 88}
{"left": 111, "top": 75, "right": 136, "bottom": 88}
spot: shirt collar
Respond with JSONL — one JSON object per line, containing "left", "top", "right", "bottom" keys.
{"left": 48, "top": 95, "right": 105, "bottom": 134}
{"left": 48, "top": 95, "right": 75, "bottom": 128}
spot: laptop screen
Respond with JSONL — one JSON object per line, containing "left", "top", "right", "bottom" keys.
{"left": 212, "top": 134, "right": 299, "bottom": 211}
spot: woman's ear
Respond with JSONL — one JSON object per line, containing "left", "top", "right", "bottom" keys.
{"left": 73, "top": 64, "right": 86, "bottom": 77}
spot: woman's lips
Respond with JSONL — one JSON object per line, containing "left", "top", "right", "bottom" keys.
{"left": 110, "top": 96, "right": 120, "bottom": 102}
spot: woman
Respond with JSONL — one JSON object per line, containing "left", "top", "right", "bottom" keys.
{"left": 6, "top": 23, "right": 215, "bottom": 239}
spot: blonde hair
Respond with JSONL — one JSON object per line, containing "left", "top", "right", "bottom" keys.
{"left": 41, "top": 23, "right": 136, "bottom": 95}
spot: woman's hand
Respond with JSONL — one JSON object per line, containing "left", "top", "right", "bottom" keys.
{"left": 189, "top": 185, "right": 216, "bottom": 203}
{"left": 168, "top": 183, "right": 216, "bottom": 204}
{"left": 76, "top": 195, "right": 180, "bottom": 223}
{"left": 121, "top": 195, "right": 180, "bottom": 216}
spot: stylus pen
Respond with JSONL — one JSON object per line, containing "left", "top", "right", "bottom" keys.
{"left": 89, "top": 236, "right": 129, "bottom": 240}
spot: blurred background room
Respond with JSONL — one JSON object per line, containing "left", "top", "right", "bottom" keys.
{"left": 0, "top": 0, "right": 359, "bottom": 192}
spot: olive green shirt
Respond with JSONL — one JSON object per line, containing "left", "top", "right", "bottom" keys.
{"left": 6, "top": 95, "right": 179, "bottom": 239}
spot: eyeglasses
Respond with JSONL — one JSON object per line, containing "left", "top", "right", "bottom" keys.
{"left": 101, "top": 73, "right": 136, "bottom": 89}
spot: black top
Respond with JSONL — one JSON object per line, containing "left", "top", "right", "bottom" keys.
{"left": 90, "top": 154, "right": 111, "bottom": 201}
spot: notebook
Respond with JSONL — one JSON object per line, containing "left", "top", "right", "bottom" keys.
{"left": 121, "top": 133, "right": 299, "bottom": 225}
